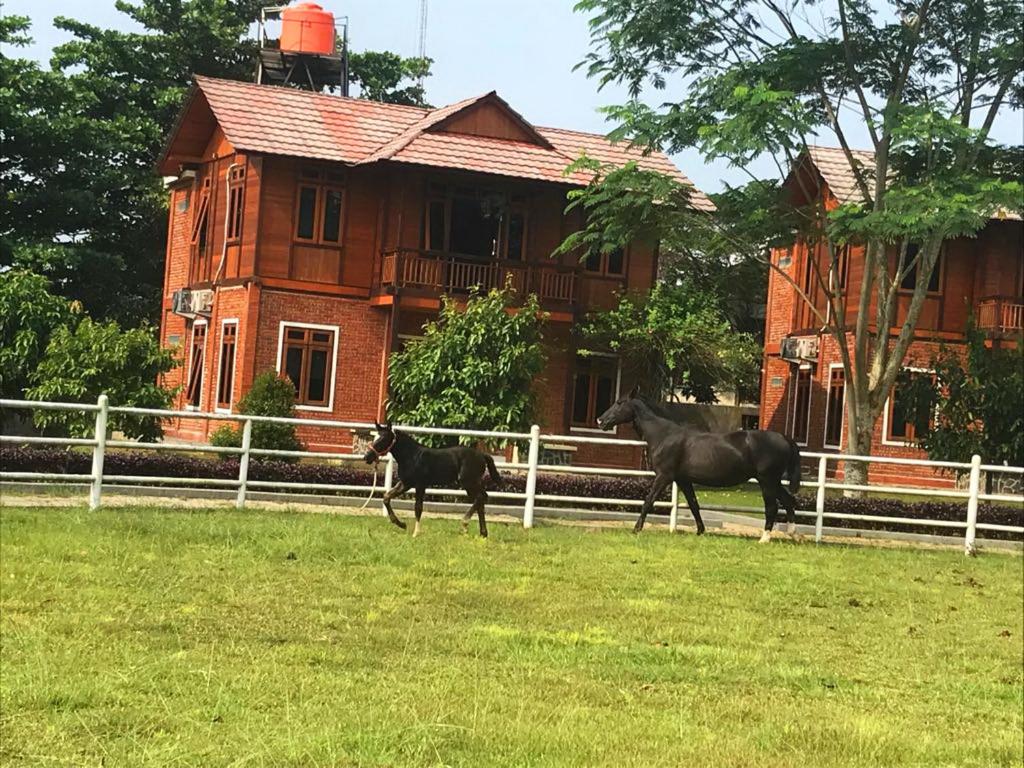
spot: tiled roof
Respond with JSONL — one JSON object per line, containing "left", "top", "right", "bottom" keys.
{"left": 804, "top": 145, "right": 1020, "bottom": 220}
{"left": 181, "top": 76, "right": 715, "bottom": 211}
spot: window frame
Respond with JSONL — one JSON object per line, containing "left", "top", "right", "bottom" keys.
{"left": 293, "top": 167, "right": 346, "bottom": 247}
{"left": 422, "top": 184, "right": 529, "bottom": 261}
{"left": 190, "top": 176, "right": 213, "bottom": 275}
{"left": 896, "top": 243, "right": 944, "bottom": 296}
{"left": 583, "top": 246, "right": 627, "bottom": 277}
{"left": 882, "top": 366, "right": 936, "bottom": 446}
{"left": 214, "top": 319, "right": 239, "bottom": 414}
{"left": 185, "top": 319, "right": 208, "bottom": 412}
{"left": 275, "top": 321, "right": 340, "bottom": 412}
{"left": 788, "top": 363, "right": 813, "bottom": 447}
{"left": 225, "top": 165, "right": 246, "bottom": 244}
{"left": 822, "top": 363, "right": 846, "bottom": 449}
{"left": 568, "top": 351, "right": 622, "bottom": 435}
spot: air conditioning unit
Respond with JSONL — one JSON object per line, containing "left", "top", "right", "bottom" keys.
{"left": 171, "top": 288, "right": 214, "bottom": 318}
{"left": 780, "top": 335, "right": 819, "bottom": 363}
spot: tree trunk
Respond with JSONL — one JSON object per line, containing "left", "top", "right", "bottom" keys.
{"left": 843, "top": 389, "right": 877, "bottom": 497}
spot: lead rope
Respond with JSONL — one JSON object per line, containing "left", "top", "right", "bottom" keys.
{"left": 359, "top": 461, "right": 380, "bottom": 510}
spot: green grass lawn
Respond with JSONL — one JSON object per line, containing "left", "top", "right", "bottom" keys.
{"left": 1, "top": 505, "right": 1021, "bottom": 767}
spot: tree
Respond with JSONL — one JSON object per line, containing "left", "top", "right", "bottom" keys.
{"left": 573, "top": 0, "right": 1023, "bottom": 482}
{"left": 388, "top": 288, "right": 547, "bottom": 445}
{"left": 0, "top": 269, "right": 76, "bottom": 398}
{"left": 26, "top": 317, "right": 178, "bottom": 440}
{"left": 1, "top": 5, "right": 432, "bottom": 325}
{"left": 210, "top": 371, "right": 303, "bottom": 455}
{"left": 903, "top": 326, "right": 1024, "bottom": 469}
{"left": 580, "top": 280, "right": 761, "bottom": 403}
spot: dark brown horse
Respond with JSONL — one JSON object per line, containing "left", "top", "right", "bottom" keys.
{"left": 364, "top": 422, "right": 501, "bottom": 537}
{"left": 596, "top": 389, "right": 802, "bottom": 543}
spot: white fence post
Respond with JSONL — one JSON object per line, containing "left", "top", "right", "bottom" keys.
{"left": 235, "top": 418, "right": 252, "bottom": 509}
{"left": 964, "top": 453, "right": 982, "bottom": 556}
{"left": 381, "top": 454, "right": 394, "bottom": 518}
{"left": 814, "top": 455, "right": 828, "bottom": 544}
{"left": 88, "top": 394, "right": 108, "bottom": 510}
{"left": 669, "top": 482, "right": 679, "bottom": 533}
{"left": 523, "top": 424, "right": 541, "bottom": 529}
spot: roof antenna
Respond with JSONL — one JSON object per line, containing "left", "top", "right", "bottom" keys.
{"left": 417, "top": 0, "right": 428, "bottom": 92}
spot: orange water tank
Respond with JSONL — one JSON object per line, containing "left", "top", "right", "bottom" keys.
{"left": 280, "top": 2, "right": 336, "bottom": 55}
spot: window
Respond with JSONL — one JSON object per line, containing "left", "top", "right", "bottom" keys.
{"left": 885, "top": 371, "right": 934, "bottom": 443}
{"left": 505, "top": 209, "right": 526, "bottom": 261}
{"left": 570, "top": 354, "right": 619, "bottom": 429}
{"left": 790, "top": 366, "right": 812, "bottom": 445}
{"left": 225, "top": 165, "right": 245, "bottom": 242}
{"left": 823, "top": 366, "right": 845, "bottom": 448}
{"left": 190, "top": 177, "right": 212, "bottom": 256}
{"left": 185, "top": 321, "right": 207, "bottom": 409}
{"left": 216, "top": 321, "right": 238, "bottom": 411}
{"left": 294, "top": 168, "right": 345, "bottom": 245}
{"left": 584, "top": 247, "right": 626, "bottom": 277}
{"left": 898, "top": 243, "right": 942, "bottom": 293}
{"left": 741, "top": 414, "right": 760, "bottom": 431}
{"left": 834, "top": 244, "right": 850, "bottom": 291}
{"left": 422, "top": 185, "right": 528, "bottom": 260}
{"left": 277, "top": 324, "right": 337, "bottom": 409}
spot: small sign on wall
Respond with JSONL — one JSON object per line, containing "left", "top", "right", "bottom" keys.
{"left": 770, "top": 376, "right": 784, "bottom": 387}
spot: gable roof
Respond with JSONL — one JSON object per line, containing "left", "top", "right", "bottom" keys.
{"left": 799, "top": 145, "right": 1020, "bottom": 221}
{"left": 160, "top": 76, "right": 715, "bottom": 212}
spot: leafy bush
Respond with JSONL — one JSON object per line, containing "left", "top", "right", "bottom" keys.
{"left": 210, "top": 371, "right": 303, "bottom": 456}
{"left": 25, "top": 317, "right": 177, "bottom": 440}
{"left": 3, "top": 446, "right": 1018, "bottom": 541}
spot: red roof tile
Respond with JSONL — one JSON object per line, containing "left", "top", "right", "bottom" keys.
{"left": 182, "top": 76, "right": 715, "bottom": 212}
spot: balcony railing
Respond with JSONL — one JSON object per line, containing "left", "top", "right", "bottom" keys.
{"left": 379, "top": 248, "right": 577, "bottom": 305}
{"left": 977, "top": 296, "right": 1024, "bottom": 334}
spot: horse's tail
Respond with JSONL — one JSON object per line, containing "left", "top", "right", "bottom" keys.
{"left": 484, "top": 454, "right": 502, "bottom": 487}
{"left": 786, "top": 437, "right": 802, "bottom": 494}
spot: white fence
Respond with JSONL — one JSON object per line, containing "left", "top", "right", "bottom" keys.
{"left": 2, "top": 396, "right": 1022, "bottom": 556}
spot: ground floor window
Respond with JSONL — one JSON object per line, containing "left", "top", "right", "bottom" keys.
{"left": 885, "top": 370, "right": 934, "bottom": 443}
{"left": 570, "top": 354, "right": 619, "bottom": 429}
{"left": 789, "top": 365, "right": 812, "bottom": 445}
{"left": 277, "top": 323, "right": 338, "bottom": 408}
{"left": 185, "top": 321, "right": 207, "bottom": 409}
{"left": 823, "top": 366, "right": 845, "bottom": 448}
{"left": 216, "top": 321, "right": 238, "bottom": 411}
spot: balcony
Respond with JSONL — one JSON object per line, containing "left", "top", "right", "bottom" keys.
{"left": 977, "top": 296, "right": 1024, "bottom": 335}
{"left": 377, "top": 248, "right": 578, "bottom": 308}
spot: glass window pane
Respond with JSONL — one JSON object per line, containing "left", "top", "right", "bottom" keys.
{"left": 507, "top": 212, "right": 525, "bottom": 260}
{"left": 606, "top": 248, "right": 624, "bottom": 275}
{"left": 284, "top": 347, "right": 304, "bottom": 395}
{"left": 595, "top": 375, "right": 615, "bottom": 417}
{"left": 311, "top": 331, "right": 331, "bottom": 344}
{"left": 428, "top": 200, "right": 446, "bottom": 251}
{"left": 584, "top": 249, "right": 602, "bottom": 272}
{"left": 297, "top": 187, "right": 317, "bottom": 239}
{"left": 451, "top": 196, "right": 498, "bottom": 257}
{"left": 572, "top": 374, "right": 591, "bottom": 424}
{"left": 322, "top": 189, "right": 343, "bottom": 242}
{"left": 307, "top": 349, "right": 329, "bottom": 402}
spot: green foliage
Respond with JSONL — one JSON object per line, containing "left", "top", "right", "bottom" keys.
{"left": 0, "top": 270, "right": 76, "bottom": 398}
{"left": 902, "top": 325, "right": 1024, "bottom": 466}
{"left": 348, "top": 51, "right": 432, "bottom": 107}
{"left": 580, "top": 281, "right": 761, "bottom": 403}
{"left": 388, "top": 288, "right": 547, "bottom": 445}
{"left": 210, "top": 371, "right": 303, "bottom": 456}
{"left": 26, "top": 317, "right": 178, "bottom": 440}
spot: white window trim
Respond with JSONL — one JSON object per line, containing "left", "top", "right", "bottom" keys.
{"left": 185, "top": 318, "right": 208, "bottom": 412}
{"left": 214, "top": 318, "right": 239, "bottom": 415}
{"left": 822, "top": 362, "right": 845, "bottom": 450}
{"left": 275, "top": 320, "right": 341, "bottom": 413}
{"left": 570, "top": 351, "right": 623, "bottom": 435}
{"left": 788, "top": 362, "right": 813, "bottom": 447}
{"left": 881, "top": 365, "right": 933, "bottom": 447}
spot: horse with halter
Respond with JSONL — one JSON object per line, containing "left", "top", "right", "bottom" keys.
{"left": 364, "top": 422, "right": 501, "bottom": 537}
{"left": 596, "top": 388, "right": 802, "bottom": 543}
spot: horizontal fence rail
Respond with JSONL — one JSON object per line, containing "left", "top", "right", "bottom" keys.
{"left": 2, "top": 397, "right": 1023, "bottom": 555}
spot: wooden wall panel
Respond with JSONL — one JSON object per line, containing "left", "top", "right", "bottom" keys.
{"left": 291, "top": 244, "right": 340, "bottom": 283}
{"left": 437, "top": 102, "right": 537, "bottom": 143}
{"left": 341, "top": 168, "right": 381, "bottom": 289}
{"left": 255, "top": 156, "right": 295, "bottom": 279}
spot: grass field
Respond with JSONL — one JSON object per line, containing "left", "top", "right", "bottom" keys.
{"left": 1, "top": 505, "right": 1022, "bottom": 767}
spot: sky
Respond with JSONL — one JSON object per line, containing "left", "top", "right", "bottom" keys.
{"left": 7, "top": 0, "right": 1023, "bottom": 194}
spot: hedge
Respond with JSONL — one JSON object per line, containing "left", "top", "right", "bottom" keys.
{"left": 1, "top": 446, "right": 1020, "bottom": 541}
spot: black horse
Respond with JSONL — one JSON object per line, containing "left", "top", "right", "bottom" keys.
{"left": 596, "top": 389, "right": 802, "bottom": 543}
{"left": 363, "top": 422, "right": 501, "bottom": 537}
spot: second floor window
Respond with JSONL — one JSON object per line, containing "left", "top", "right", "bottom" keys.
{"left": 295, "top": 168, "right": 345, "bottom": 245}
{"left": 584, "top": 247, "right": 625, "bottom": 277}
{"left": 190, "top": 176, "right": 212, "bottom": 258}
{"left": 898, "top": 243, "right": 942, "bottom": 293}
{"left": 279, "top": 324, "right": 336, "bottom": 408}
{"left": 571, "top": 354, "right": 619, "bottom": 428}
{"left": 225, "top": 165, "right": 245, "bottom": 242}
{"left": 423, "top": 184, "right": 528, "bottom": 260}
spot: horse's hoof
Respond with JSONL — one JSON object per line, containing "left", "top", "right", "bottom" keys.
{"left": 391, "top": 519, "right": 407, "bottom": 530}
{"left": 759, "top": 531, "right": 772, "bottom": 544}
{"left": 632, "top": 525, "right": 643, "bottom": 534}
{"left": 696, "top": 528, "right": 706, "bottom": 536}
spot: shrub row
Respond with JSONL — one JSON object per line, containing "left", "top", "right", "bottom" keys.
{"left": 2, "top": 446, "right": 1019, "bottom": 541}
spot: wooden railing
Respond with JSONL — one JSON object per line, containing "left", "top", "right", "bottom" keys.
{"left": 379, "top": 249, "right": 577, "bottom": 304}
{"left": 977, "top": 296, "right": 1024, "bottom": 334}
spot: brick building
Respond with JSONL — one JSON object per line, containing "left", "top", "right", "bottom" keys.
{"left": 760, "top": 146, "right": 1023, "bottom": 486}
{"left": 156, "top": 76, "right": 714, "bottom": 463}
